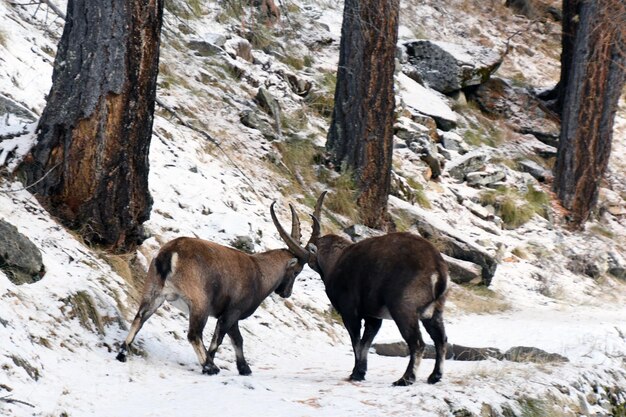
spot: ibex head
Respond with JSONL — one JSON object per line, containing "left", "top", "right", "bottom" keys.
{"left": 274, "top": 257, "right": 300, "bottom": 298}
{"left": 270, "top": 191, "right": 327, "bottom": 271}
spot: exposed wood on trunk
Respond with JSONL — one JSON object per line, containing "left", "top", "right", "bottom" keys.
{"left": 553, "top": 0, "right": 626, "bottom": 226}
{"left": 326, "top": 0, "right": 400, "bottom": 230}
{"left": 18, "top": 0, "right": 165, "bottom": 252}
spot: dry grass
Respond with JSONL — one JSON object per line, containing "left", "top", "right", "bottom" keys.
{"left": 448, "top": 284, "right": 511, "bottom": 314}
{"left": 62, "top": 291, "right": 105, "bottom": 335}
{"left": 325, "top": 171, "right": 360, "bottom": 223}
{"left": 479, "top": 185, "right": 549, "bottom": 228}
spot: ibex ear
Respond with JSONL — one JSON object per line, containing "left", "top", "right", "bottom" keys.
{"left": 307, "top": 243, "right": 317, "bottom": 254}
{"left": 287, "top": 258, "right": 298, "bottom": 267}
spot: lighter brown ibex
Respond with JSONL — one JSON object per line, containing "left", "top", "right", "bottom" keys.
{"left": 116, "top": 205, "right": 316, "bottom": 376}
{"left": 272, "top": 192, "right": 449, "bottom": 386}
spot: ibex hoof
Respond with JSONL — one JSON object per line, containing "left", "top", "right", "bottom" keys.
{"left": 238, "top": 364, "right": 252, "bottom": 376}
{"left": 392, "top": 377, "right": 415, "bottom": 387}
{"left": 349, "top": 372, "right": 365, "bottom": 382}
{"left": 427, "top": 372, "right": 442, "bottom": 384}
{"left": 116, "top": 352, "right": 127, "bottom": 362}
{"left": 202, "top": 364, "right": 220, "bottom": 375}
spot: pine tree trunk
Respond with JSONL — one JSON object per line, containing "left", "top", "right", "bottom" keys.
{"left": 553, "top": 0, "right": 626, "bottom": 226}
{"left": 18, "top": 0, "right": 164, "bottom": 252}
{"left": 554, "top": 0, "right": 581, "bottom": 114}
{"left": 326, "top": 0, "right": 400, "bottom": 229}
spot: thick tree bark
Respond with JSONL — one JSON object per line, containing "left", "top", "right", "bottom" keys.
{"left": 553, "top": 0, "right": 626, "bottom": 226}
{"left": 553, "top": 0, "right": 581, "bottom": 114}
{"left": 18, "top": 0, "right": 164, "bottom": 251}
{"left": 326, "top": 0, "right": 400, "bottom": 230}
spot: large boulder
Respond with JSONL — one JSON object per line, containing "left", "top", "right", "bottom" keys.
{"left": 410, "top": 213, "right": 498, "bottom": 285}
{"left": 240, "top": 110, "right": 277, "bottom": 140}
{"left": 344, "top": 224, "right": 385, "bottom": 242}
{"left": 0, "top": 219, "right": 45, "bottom": 285}
{"left": 468, "top": 77, "right": 560, "bottom": 146}
{"left": 442, "top": 254, "right": 483, "bottom": 284}
{"left": 187, "top": 33, "right": 228, "bottom": 57}
{"left": 402, "top": 40, "right": 502, "bottom": 94}
{"left": 397, "top": 74, "right": 458, "bottom": 131}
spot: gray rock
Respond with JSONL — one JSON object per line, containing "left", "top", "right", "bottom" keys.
{"left": 402, "top": 40, "right": 502, "bottom": 93}
{"left": 255, "top": 88, "right": 281, "bottom": 119}
{"left": 373, "top": 342, "right": 503, "bottom": 361}
{"left": 566, "top": 252, "right": 608, "bottom": 279}
{"left": 240, "top": 110, "right": 277, "bottom": 140}
{"left": 436, "top": 143, "right": 454, "bottom": 160}
{"left": 407, "top": 114, "right": 439, "bottom": 142}
{"left": 462, "top": 199, "right": 495, "bottom": 221}
{"left": 398, "top": 74, "right": 458, "bottom": 131}
{"left": 372, "top": 342, "right": 409, "bottom": 357}
{"left": 187, "top": 40, "right": 223, "bottom": 57}
{"left": 518, "top": 159, "right": 553, "bottom": 182}
{"left": 439, "top": 131, "right": 469, "bottom": 154}
{"left": 607, "top": 251, "right": 626, "bottom": 280}
{"left": 531, "top": 140, "right": 558, "bottom": 158}
{"left": 230, "top": 235, "right": 255, "bottom": 254}
{"left": 504, "top": 346, "right": 569, "bottom": 363}
{"left": 469, "top": 77, "right": 560, "bottom": 146}
{"left": 442, "top": 254, "right": 483, "bottom": 284}
{"left": 0, "top": 94, "right": 37, "bottom": 123}
{"left": 446, "top": 149, "right": 488, "bottom": 180}
{"left": 0, "top": 219, "right": 45, "bottom": 285}
{"left": 466, "top": 169, "right": 506, "bottom": 187}
{"left": 344, "top": 224, "right": 385, "bottom": 242}
{"left": 409, "top": 212, "right": 498, "bottom": 285}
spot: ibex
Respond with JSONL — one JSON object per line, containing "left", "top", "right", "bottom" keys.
{"left": 272, "top": 192, "right": 449, "bottom": 386}
{"left": 116, "top": 206, "right": 316, "bottom": 376}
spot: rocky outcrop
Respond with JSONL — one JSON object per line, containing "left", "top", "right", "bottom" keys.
{"left": 442, "top": 254, "right": 483, "bottom": 284}
{"left": 607, "top": 251, "right": 626, "bottom": 280}
{"left": 240, "top": 110, "right": 277, "bottom": 140}
{"left": 468, "top": 77, "right": 560, "bottom": 146}
{"left": 255, "top": 88, "right": 281, "bottom": 119}
{"left": 466, "top": 168, "right": 506, "bottom": 187}
{"left": 0, "top": 219, "right": 45, "bottom": 285}
{"left": 373, "top": 342, "right": 568, "bottom": 363}
{"left": 397, "top": 74, "right": 458, "bottom": 131}
{"left": 446, "top": 149, "right": 488, "bottom": 181}
{"left": 344, "top": 224, "right": 385, "bottom": 242}
{"left": 518, "top": 159, "right": 553, "bottom": 182}
{"left": 187, "top": 33, "right": 227, "bottom": 57}
{"left": 410, "top": 212, "right": 498, "bottom": 285}
{"left": 402, "top": 40, "right": 502, "bottom": 94}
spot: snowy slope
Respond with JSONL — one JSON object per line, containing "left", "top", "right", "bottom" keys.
{"left": 1, "top": 1, "right": 626, "bottom": 416}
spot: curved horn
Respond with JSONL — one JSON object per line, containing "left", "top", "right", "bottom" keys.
{"left": 313, "top": 191, "right": 327, "bottom": 222}
{"left": 308, "top": 214, "right": 321, "bottom": 247}
{"left": 271, "top": 201, "right": 309, "bottom": 260}
{"left": 289, "top": 203, "right": 302, "bottom": 244}
{"left": 305, "top": 191, "right": 326, "bottom": 247}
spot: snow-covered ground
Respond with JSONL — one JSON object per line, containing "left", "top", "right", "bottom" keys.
{"left": 1, "top": 0, "right": 625, "bottom": 416}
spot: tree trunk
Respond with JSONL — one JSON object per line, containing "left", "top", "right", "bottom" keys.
{"left": 553, "top": 0, "right": 581, "bottom": 114}
{"left": 553, "top": 0, "right": 626, "bottom": 226}
{"left": 326, "top": 0, "right": 400, "bottom": 230}
{"left": 18, "top": 0, "right": 164, "bottom": 252}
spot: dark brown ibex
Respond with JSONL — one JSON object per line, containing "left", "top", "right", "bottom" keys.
{"left": 116, "top": 206, "right": 316, "bottom": 376}
{"left": 272, "top": 192, "right": 449, "bottom": 386}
